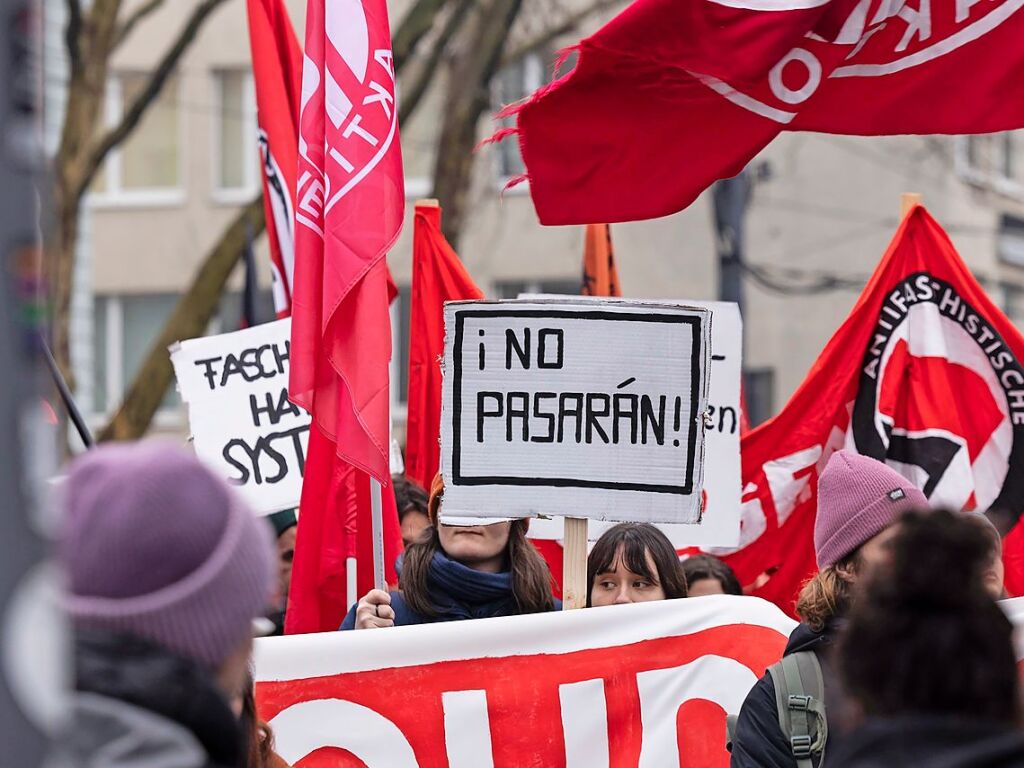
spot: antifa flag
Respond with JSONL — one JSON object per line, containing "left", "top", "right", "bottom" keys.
{"left": 504, "top": 0, "right": 1024, "bottom": 224}
{"left": 286, "top": 0, "right": 405, "bottom": 634}
{"left": 246, "top": 0, "right": 302, "bottom": 315}
{"left": 405, "top": 203, "right": 484, "bottom": 489}
{"left": 723, "top": 206, "right": 1024, "bottom": 611}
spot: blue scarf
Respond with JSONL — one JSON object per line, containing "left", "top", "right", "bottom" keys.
{"left": 424, "top": 551, "right": 518, "bottom": 620}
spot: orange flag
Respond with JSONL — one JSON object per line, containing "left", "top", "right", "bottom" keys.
{"left": 405, "top": 202, "right": 485, "bottom": 489}
{"left": 581, "top": 223, "right": 621, "bottom": 297}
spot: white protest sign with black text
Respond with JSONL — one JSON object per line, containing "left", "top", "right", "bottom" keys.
{"left": 440, "top": 300, "right": 712, "bottom": 524}
{"left": 171, "top": 318, "right": 309, "bottom": 515}
{"left": 518, "top": 297, "right": 742, "bottom": 547}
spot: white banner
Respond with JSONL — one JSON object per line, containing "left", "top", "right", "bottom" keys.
{"left": 440, "top": 300, "right": 712, "bottom": 524}
{"left": 170, "top": 318, "right": 309, "bottom": 515}
{"left": 520, "top": 297, "right": 742, "bottom": 547}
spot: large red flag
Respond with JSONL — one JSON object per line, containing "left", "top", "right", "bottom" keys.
{"left": 286, "top": 0, "right": 404, "bottom": 634}
{"left": 246, "top": 0, "right": 302, "bottom": 316}
{"left": 722, "top": 206, "right": 1024, "bottom": 613}
{"left": 405, "top": 203, "right": 484, "bottom": 489}
{"left": 503, "top": 0, "right": 1024, "bottom": 224}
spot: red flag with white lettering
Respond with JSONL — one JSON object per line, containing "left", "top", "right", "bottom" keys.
{"left": 721, "top": 206, "right": 1024, "bottom": 612}
{"left": 504, "top": 0, "right": 1024, "bottom": 224}
{"left": 286, "top": 0, "right": 404, "bottom": 633}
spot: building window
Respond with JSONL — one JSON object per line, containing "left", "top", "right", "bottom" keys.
{"left": 213, "top": 69, "right": 258, "bottom": 199}
{"left": 743, "top": 368, "right": 775, "bottom": 428}
{"left": 956, "top": 132, "right": 1024, "bottom": 197}
{"left": 1001, "top": 283, "right": 1024, "bottom": 330}
{"left": 996, "top": 132, "right": 1024, "bottom": 186}
{"left": 92, "top": 293, "right": 181, "bottom": 418}
{"left": 91, "top": 72, "right": 183, "bottom": 204}
{"left": 493, "top": 54, "right": 546, "bottom": 182}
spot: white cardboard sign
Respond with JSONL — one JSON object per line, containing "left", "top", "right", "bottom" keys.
{"left": 170, "top": 318, "right": 309, "bottom": 515}
{"left": 519, "top": 297, "right": 742, "bottom": 548}
{"left": 440, "top": 300, "right": 712, "bottom": 524}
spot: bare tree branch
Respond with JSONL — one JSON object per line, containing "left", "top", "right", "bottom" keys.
{"left": 501, "top": 0, "right": 622, "bottom": 67}
{"left": 399, "top": 0, "right": 474, "bottom": 125}
{"left": 65, "top": 0, "right": 83, "bottom": 69}
{"left": 393, "top": 0, "right": 449, "bottom": 73}
{"left": 76, "top": 0, "right": 230, "bottom": 201}
{"left": 99, "top": 194, "right": 266, "bottom": 441}
{"left": 113, "top": 0, "right": 165, "bottom": 49}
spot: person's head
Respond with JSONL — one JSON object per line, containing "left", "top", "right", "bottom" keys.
{"left": 796, "top": 450, "right": 927, "bottom": 630}
{"left": 968, "top": 512, "right": 1005, "bottom": 599}
{"left": 838, "top": 508, "right": 1019, "bottom": 725}
{"left": 59, "top": 442, "right": 275, "bottom": 700}
{"left": 681, "top": 554, "right": 743, "bottom": 596}
{"left": 267, "top": 508, "right": 297, "bottom": 606}
{"left": 400, "top": 475, "right": 554, "bottom": 618}
{"left": 587, "top": 523, "right": 687, "bottom": 607}
{"left": 393, "top": 475, "right": 430, "bottom": 547}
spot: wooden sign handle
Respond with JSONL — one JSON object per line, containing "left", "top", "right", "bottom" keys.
{"left": 562, "top": 517, "right": 589, "bottom": 609}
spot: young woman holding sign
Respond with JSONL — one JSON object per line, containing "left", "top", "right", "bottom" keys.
{"left": 341, "top": 475, "right": 558, "bottom": 629}
{"left": 587, "top": 523, "right": 688, "bottom": 607}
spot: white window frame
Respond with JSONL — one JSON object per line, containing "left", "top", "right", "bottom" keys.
{"left": 994, "top": 132, "right": 1024, "bottom": 199}
{"left": 88, "top": 74, "right": 187, "bottom": 210}
{"left": 955, "top": 134, "right": 1024, "bottom": 202}
{"left": 211, "top": 69, "right": 260, "bottom": 204}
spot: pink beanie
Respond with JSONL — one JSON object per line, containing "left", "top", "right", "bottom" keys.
{"left": 814, "top": 450, "right": 928, "bottom": 568}
{"left": 59, "top": 442, "right": 275, "bottom": 668}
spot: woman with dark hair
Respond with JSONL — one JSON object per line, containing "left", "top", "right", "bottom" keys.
{"left": 588, "top": 523, "right": 687, "bottom": 607}
{"left": 341, "top": 475, "right": 557, "bottom": 629}
{"left": 681, "top": 554, "right": 743, "bottom": 596}
{"left": 830, "top": 508, "right": 1024, "bottom": 767}
{"left": 238, "top": 675, "right": 289, "bottom": 768}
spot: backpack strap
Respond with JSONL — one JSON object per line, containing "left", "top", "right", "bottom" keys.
{"left": 767, "top": 651, "right": 828, "bottom": 768}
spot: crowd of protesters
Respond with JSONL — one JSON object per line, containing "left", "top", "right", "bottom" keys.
{"left": 52, "top": 440, "right": 1024, "bottom": 767}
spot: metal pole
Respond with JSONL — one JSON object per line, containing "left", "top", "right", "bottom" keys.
{"left": 712, "top": 170, "right": 752, "bottom": 323}
{"left": 40, "top": 333, "right": 93, "bottom": 448}
{"left": 370, "top": 478, "right": 386, "bottom": 591}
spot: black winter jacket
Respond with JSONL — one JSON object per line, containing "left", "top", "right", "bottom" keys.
{"left": 730, "top": 620, "right": 844, "bottom": 768}
{"left": 828, "top": 716, "right": 1024, "bottom": 768}
{"left": 61, "top": 629, "right": 243, "bottom": 768}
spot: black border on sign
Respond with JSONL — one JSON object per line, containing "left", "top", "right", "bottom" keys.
{"left": 451, "top": 308, "right": 703, "bottom": 495}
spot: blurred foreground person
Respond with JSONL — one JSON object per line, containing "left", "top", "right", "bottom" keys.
{"left": 342, "top": 475, "right": 557, "bottom": 629}
{"left": 681, "top": 554, "right": 742, "bottom": 596}
{"left": 588, "top": 523, "right": 687, "bottom": 606}
{"left": 831, "top": 508, "right": 1024, "bottom": 767}
{"left": 59, "top": 443, "right": 275, "bottom": 768}
{"left": 238, "top": 675, "right": 289, "bottom": 768}
{"left": 968, "top": 511, "right": 1006, "bottom": 599}
{"left": 730, "top": 451, "right": 927, "bottom": 768}
{"left": 265, "top": 508, "right": 297, "bottom": 636}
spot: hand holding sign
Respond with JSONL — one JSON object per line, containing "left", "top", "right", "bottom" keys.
{"left": 440, "top": 300, "right": 712, "bottom": 525}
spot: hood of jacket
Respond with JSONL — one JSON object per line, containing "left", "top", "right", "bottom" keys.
{"left": 784, "top": 617, "right": 845, "bottom": 656}
{"left": 830, "top": 715, "right": 1024, "bottom": 768}
{"left": 64, "top": 629, "right": 241, "bottom": 768}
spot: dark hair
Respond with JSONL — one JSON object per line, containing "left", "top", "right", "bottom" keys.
{"left": 239, "top": 674, "right": 276, "bottom": 767}
{"left": 838, "top": 508, "right": 1019, "bottom": 724}
{"left": 399, "top": 520, "right": 554, "bottom": 618}
{"left": 392, "top": 475, "right": 429, "bottom": 523}
{"left": 680, "top": 554, "right": 742, "bottom": 595}
{"left": 586, "top": 523, "right": 687, "bottom": 606}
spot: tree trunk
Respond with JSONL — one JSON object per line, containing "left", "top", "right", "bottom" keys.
{"left": 98, "top": 195, "right": 265, "bottom": 441}
{"left": 431, "top": 0, "right": 523, "bottom": 248}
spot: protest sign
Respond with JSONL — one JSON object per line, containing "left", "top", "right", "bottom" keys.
{"left": 255, "top": 595, "right": 797, "bottom": 767}
{"left": 518, "top": 297, "right": 742, "bottom": 548}
{"left": 439, "top": 300, "right": 712, "bottom": 524}
{"left": 171, "top": 318, "right": 309, "bottom": 515}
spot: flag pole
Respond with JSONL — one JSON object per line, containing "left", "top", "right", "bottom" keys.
{"left": 900, "top": 192, "right": 921, "bottom": 218}
{"left": 563, "top": 517, "right": 588, "bottom": 609}
{"left": 370, "top": 478, "right": 386, "bottom": 592}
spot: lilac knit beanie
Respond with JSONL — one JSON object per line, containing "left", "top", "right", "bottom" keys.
{"left": 815, "top": 450, "right": 928, "bottom": 569}
{"left": 59, "top": 442, "right": 274, "bottom": 668}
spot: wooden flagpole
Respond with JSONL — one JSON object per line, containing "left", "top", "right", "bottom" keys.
{"left": 901, "top": 192, "right": 922, "bottom": 218}
{"left": 563, "top": 517, "right": 589, "bottom": 609}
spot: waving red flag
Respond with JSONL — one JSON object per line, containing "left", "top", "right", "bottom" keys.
{"left": 506, "top": 0, "right": 1024, "bottom": 224}
{"left": 722, "top": 206, "right": 1024, "bottom": 612}
{"left": 405, "top": 203, "right": 484, "bottom": 489}
{"left": 286, "top": 0, "right": 404, "bottom": 633}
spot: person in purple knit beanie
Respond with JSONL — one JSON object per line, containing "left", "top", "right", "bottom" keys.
{"left": 57, "top": 441, "right": 275, "bottom": 768}
{"left": 730, "top": 450, "right": 929, "bottom": 768}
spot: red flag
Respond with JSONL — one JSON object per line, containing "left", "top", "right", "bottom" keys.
{"left": 286, "top": 0, "right": 404, "bottom": 633}
{"left": 504, "top": 0, "right": 1024, "bottom": 224}
{"left": 405, "top": 203, "right": 484, "bottom": 488}
{"left": 720, "top": 206, "right": 1024, "bottom": 613}
{"left": 246, "top": 0, "right": 302, "bottom": 315}
{"left": 581, "top": 223, "right": 621, "bottom": 297}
